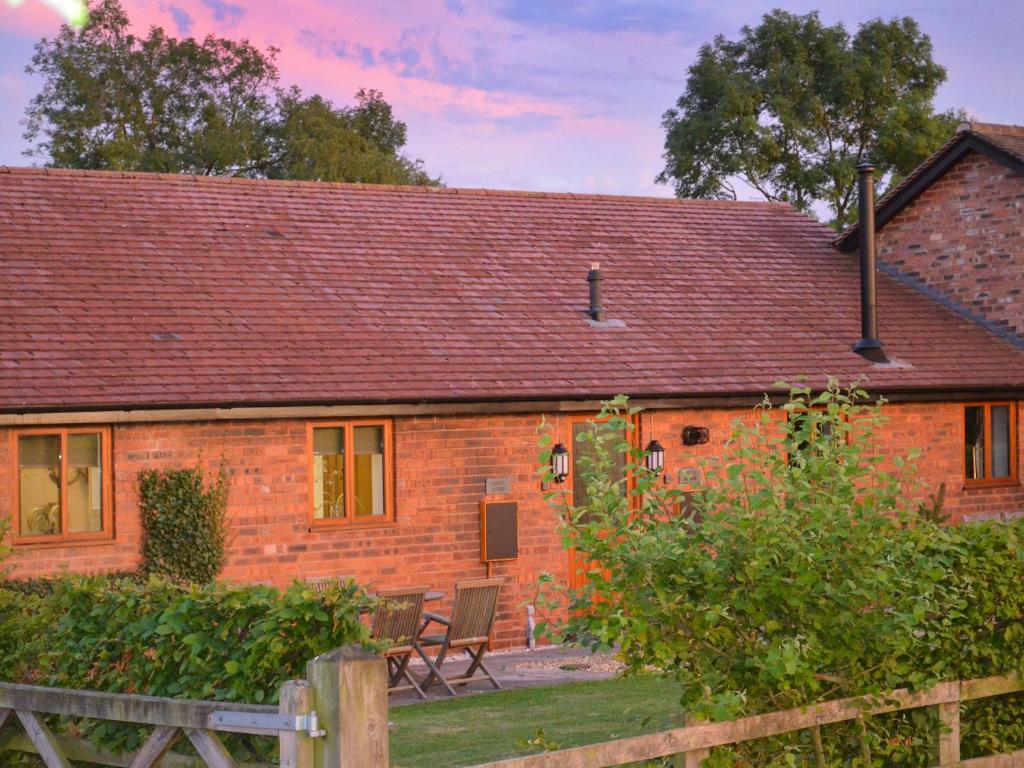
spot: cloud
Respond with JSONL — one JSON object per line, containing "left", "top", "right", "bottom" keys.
{"left": 200, "top": 0, "right": 244, "bottom": 26}
{"left": 379, "top": 31, "right": 425, "bottom": 77}
{"left": 356, "top": 43, "right": 375, "bottom": 67}
{"left": 298, "top": 25, "right": 570, "bottom": 99}
{"left": 443, "top": 0, "right": 464, "bottom": 15}
{"left": 163, "top": 3, "right": 193, "bottom": 35}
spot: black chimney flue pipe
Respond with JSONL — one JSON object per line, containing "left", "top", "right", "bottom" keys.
{"left": 588, "top": 262, "right": 605, "bottom": 321}
{"left": 853, "top": 162, "right": 883, "bottom": 356}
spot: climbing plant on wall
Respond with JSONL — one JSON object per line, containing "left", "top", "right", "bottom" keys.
{"left": 138, "top": 464, "right": 229, "bottom": 583}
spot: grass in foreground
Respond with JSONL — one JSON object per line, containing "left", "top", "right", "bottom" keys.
{"left": 389, "top": 675, "right": 683, "bottom": 768}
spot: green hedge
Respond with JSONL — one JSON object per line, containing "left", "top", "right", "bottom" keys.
{"left": 0, "top": 574, "right": 375, "bottom": 752}
{"left": 832, "top": 518, "right": 1024, "bottom": 766}
{"left": 915, "top": 519, "right": 1024, "bottom": 761}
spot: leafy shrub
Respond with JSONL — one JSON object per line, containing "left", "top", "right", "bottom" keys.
{"left": 1, "top": 571, "right": 141, "bottom": 598}
{"left": 536, "top": 382, "right": 1024, "bottom": 765}
{"left": 0, "top": 575, "right": 374, "bottom": 752}
{"left": 139, "top": 464, "right": 229, "bottom": 583}
{"left": 0, "top": 586, "right": 50, "bottom": 685}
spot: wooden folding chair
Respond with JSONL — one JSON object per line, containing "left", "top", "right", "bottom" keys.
{"left": 415, "top": 578, "right": 503, "bottom": 695}
{"left": 372, "top": 586, "right": 429, "bottom": 699}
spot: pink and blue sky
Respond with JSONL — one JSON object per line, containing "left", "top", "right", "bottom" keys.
{"left": 1, "top": 0, "right": 1021, "bottom": 196}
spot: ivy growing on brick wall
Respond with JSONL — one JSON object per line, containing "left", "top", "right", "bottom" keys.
{"left": 139, "top": 464, "right": 229, "bottom": 583}
{"left": 0, "top": 517, "right": 10, "bottom": 568}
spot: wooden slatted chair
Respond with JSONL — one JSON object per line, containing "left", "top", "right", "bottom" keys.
{"left": 308, "top": 575, "right": 357, "bottom": 593}
{"left": 415, "top": 578, "right": 503, "bottom": 695}
{"left": 372, "top": 586, "right": 429, "bottom": 699}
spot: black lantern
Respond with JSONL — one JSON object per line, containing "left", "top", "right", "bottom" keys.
{"left": 645, "top": 439, "right": 665, "bottom": 476}
{"left": 551, "top": 443, "right": 569, "bottom": 483}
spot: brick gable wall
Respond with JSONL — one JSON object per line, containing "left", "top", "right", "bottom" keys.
{"left": 3, "top": 401, "right": 1023, "bottom": 648}
{"left": 876, "top": 150, "right": 1024, "bottom": 338}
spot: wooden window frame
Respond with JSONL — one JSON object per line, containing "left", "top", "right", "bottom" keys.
{"left": 307, "top": 419, "right": 395, "bottom": 529}
{"left": 963, "top": 402, "right": 1018, "bottom": 488}
{"left": 10, "top": 426, "right": 114, "bottom": 546}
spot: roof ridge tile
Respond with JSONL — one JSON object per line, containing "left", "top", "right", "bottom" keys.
{"left": 0, "top": 165, "right": 795, "bottom": 208}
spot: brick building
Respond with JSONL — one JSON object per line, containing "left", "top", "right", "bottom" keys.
{"left": 3, "top": 123, "right": 1024, "bottom": 648}
{"left": 836, "top": 121, "right": 1024, "bottom": 342}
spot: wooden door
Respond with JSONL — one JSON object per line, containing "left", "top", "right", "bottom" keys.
{"left": 565, "top": 413, "right": 638, "bottom": 590}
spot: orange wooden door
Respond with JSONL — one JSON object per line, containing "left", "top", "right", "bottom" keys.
{"left": 565, "top": 413, "right": 638, "bottom": 590}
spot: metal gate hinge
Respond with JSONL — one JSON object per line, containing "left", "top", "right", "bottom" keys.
{"left": 208, "top": 709, "right": 326, "bottom": 738}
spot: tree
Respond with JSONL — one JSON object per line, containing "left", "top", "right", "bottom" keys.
{"left": 23, "top": 0, "right": 438, "bottom": 185}
{"left": 269, "top": 89, "right": 436, "bottom": 185}
{"left": 534, "top": 385, "right": 1024, "bottom": 764}
{"left": 658, "top": 11, "right": 962, "bottom": 228}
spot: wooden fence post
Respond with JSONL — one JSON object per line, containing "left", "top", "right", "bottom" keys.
{"left": 673, "top": 716, "right": 709, "bottom": 768}
{"left": 938, "top": 700, "right": 961, "bottom": 766}
{"left": 674, "top": 748, "right": 710, "bottom": 768}
{"left": 279, "top": 680, "right": 314, "bottom": 768}
{"left": 306, "top": 645, "right": 389, "bottom": 768}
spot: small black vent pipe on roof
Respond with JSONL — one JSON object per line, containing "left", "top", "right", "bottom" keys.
{"left": 853, "top": 162, "right": 885, "bottom": 360}
{"left": 588, "top": 262, "right": 605, "bottom": 321}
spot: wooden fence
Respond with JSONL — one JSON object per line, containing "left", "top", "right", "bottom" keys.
{"left": 461, "top": 672, "right": 1024, "bottom": 768}
{"left": 2, "top": 646, "right": 1023, "bottom": 768}
{"left": 0, "top": 645, "right": 383, "bottom": 768}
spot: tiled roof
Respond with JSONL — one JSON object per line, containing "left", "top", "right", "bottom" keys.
{"left": 835, "top": 122, "right": 1024, "bottom": 251}
{"left": 1, "top": 166, "right": 1023, "bottom": 413}
{"left": 970, "top": 121, "right": 1024, "bottom": 162}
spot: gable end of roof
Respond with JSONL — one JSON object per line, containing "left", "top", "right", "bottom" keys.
{"left": 833, "top": 130, "right": 1024, "bottom": 252}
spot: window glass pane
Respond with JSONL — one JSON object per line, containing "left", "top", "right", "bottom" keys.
{"left": 68, "top": 433, "right": 103, "bottom": 533}
{"left": 965, "top": 406, "right": 986, "bottom": 480}
{"left": 312, "top": 428, "right": 345, "bottom": 520}
{"left": 572, "top": 422, "right": 627, "bottom": 523}
{"left": 19, "top": 434, "right": 61, "bottom": 536}
{"left": 353, "top": 426, "right": 385, "bottom": 517}
{"left": 991, "top": 406, "right": 1011, "bottom": 479}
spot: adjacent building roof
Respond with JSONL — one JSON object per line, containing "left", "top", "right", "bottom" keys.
{"left": 835, "top": 122, "right": 1024, "bottom": 252}
{"left": 2, "top": 166, "right": 1024, "bottom": 414}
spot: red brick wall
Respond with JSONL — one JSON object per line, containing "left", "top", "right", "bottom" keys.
{"left": 1, "top": 415, "right": 561, "bottom": 649}
{"left": 3, "top": 400, "right": 1023, "bottom": 647}
{"left": 877, "top": 150, "right": 1024, "bottom": 338}
{"left": 647, "top": 402, "right": 1024, "bottom": 524}
{"left": 864, "top": 402, "right": 1024, "bottom": 522}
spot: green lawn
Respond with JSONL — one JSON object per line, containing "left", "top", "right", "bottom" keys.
{"left": 388, "top": 676, "right": 684, "bottom": 768}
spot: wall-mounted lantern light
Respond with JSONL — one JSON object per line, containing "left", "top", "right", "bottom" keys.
{"left": 645, "top": 439, "right": 665, "bottom": 476}
{"left": 683, "top": 426, "right": 710, "bottom": 446}
{"left": 551, "top": 443, "right": 569, "bottom": 483}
